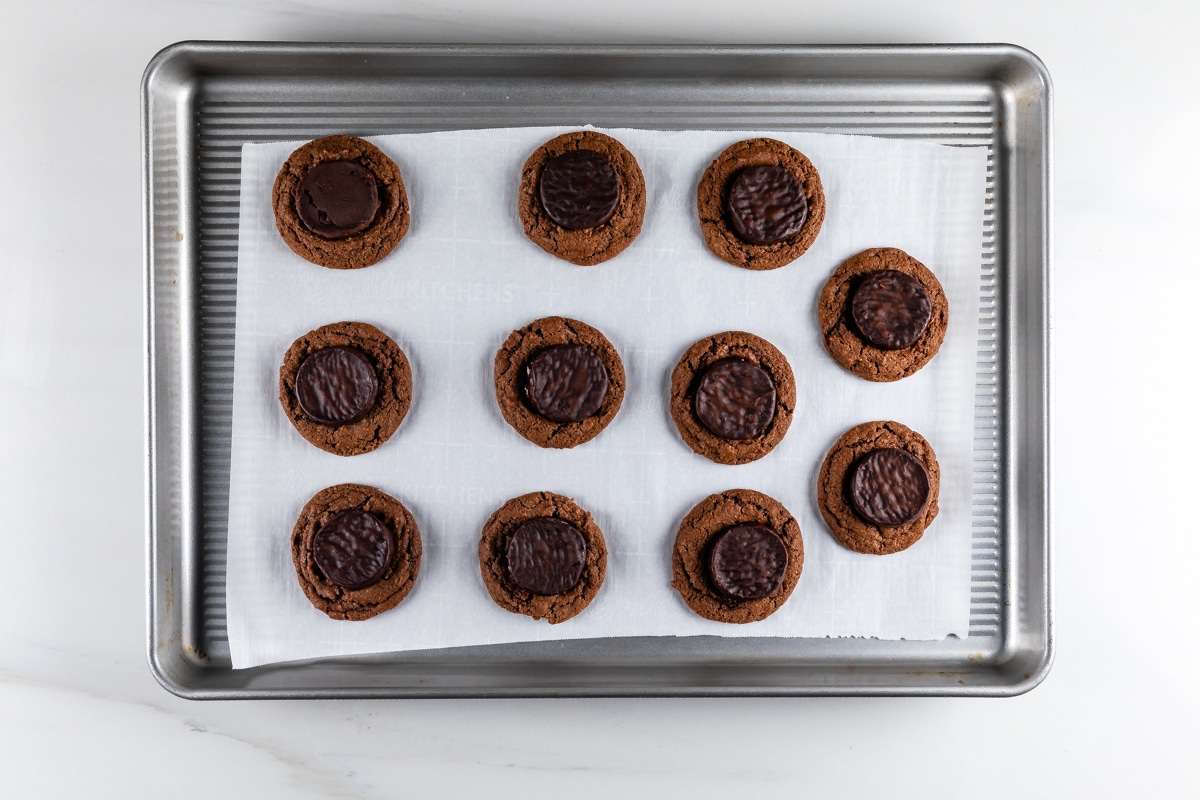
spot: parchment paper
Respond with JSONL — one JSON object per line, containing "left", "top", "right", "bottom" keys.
{"left": 226, "top": 126, "right": 987, "bottom": 669}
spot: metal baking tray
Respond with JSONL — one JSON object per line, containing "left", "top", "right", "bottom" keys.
{"left": 143, "top": 42, "right": 1052, "bottom": 698}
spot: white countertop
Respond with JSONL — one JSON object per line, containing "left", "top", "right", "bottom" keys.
{"left": 2, "top": 0, "right": 1197, "bottom": 795}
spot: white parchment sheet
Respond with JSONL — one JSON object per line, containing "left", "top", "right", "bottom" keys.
{"left": 226, "top": 126, "right": 988, "bottom": 669}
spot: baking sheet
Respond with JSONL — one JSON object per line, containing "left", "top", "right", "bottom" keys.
{"left": 226, "top": 125, "right": 986, "bottom": 669}
{"left": 146, "top": 43, "right": 1052, "bottom": 697}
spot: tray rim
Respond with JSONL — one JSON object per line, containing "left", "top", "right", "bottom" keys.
{"left": 144, "top": 40, "right": 1053, "bottom": 699}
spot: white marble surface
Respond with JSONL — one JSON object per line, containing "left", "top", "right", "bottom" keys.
{"left": 1, "top": 0, "right": 1198, "bottom": 795}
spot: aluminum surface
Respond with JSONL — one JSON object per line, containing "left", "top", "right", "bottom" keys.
{"left": 144, "top": 42, "right": 1052, "bottom": 698}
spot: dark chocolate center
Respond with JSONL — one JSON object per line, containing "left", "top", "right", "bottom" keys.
{"left": 708, "top": 524, "right": 788, "bottom": 600}
{"left": 505, "top": 517, "right": 587, "bottom": 596}
{"left": 693, "top": 358, "right": 776, "bottom": 440}
{"left": 524, "top": 344, "right": 609, "bottom": 423}
{"left": 850, "top": 269, "right": 932, "bottom": 350}
{"left": 725, "top": 164, "right": 809, "bottom": 245}
{"left": 538, "top": 148, "right": 621, "bottom": 230}
{"left": 312, "top": 509, "right": 394, "bottom": 590}
{"left": 295, "top": 159, "right": 381, "bottom": 239}
{"left": 849, "top": 448, "right": 931, "bottom": 527}
{"left": 295, "top": 346, "right": 379, "bottom": 426}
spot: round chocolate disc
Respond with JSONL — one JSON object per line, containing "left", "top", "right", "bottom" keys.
{"left": 295, "top": 346, "right": 380, "bottom": 426}
{"left": 312, "top": 509, "right": 395, "bottom": 590}
{"left": 725, "top": 164, "right": 809, "bottom": 245}
{"left": 693, "top": 358, "right": 777, "bottom": 440}
{"left": 295, "top": 159, "right": 381, "bottom": 239}
{"left": 538, "top": 149, "right": 621, "bottom": 230}
{"left": 849, "top": 448, "right": 931, "bottom": 527}
{"left": 505, "top": 517, "right": 588, "bottom": 596}
{"left": 524, "top": 344, "right": 609, "bottom": 423}
{"left": 850, "top": 269, "right": 932, "bottom": 350}
{"left": 707, "top": 524, "right": 789, "bottom": 600}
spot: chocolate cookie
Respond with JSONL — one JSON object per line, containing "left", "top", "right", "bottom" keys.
{"left": 817, "top": 420, "right": 941, "bottom": 555}
{"left": 279, "top": 321, "right": 412, "bottom": 456}
{"left": 671, "top": 489, "right": 803, "bottom": 623}
{"left": 696, "top": 138, "right": 826, "bottom": 271}
{"left": 669, "top": 331, "right": 795, "bottom": 465}
{"left": 272, "top": 135, "right": 409, "bottom": 269}
{"left": 478, "top": 492, "right": 607, "bottom": 623}
{"left": 493, "top": 316, "right": 625, "bottom": 449}
{"left": 818, "top": 247, "right": 948, "bottom": 381}
{"left": 292, "top": 483, "right": 422, "bottom": 620}
{"left": 518, "top": 131, "right": 646, "bottom": 266}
